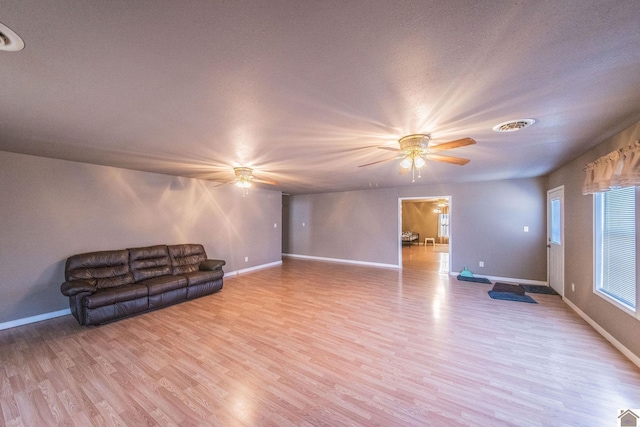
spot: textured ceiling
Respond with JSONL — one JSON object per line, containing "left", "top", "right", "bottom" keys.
{"left": 1, "top": 1, "right": 639, "bottom": 194}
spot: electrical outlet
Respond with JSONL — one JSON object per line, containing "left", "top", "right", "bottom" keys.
{"left": 245, "top": 257, "right": 249, "bottom": 262}
{"left": 274, "top": 223, "right": 277, "bottom": 228}
{"left": 302, "top": 222, "right": 305, "bottom": 227}
{"left": 479, "top": 261, "right": 484, "bottom": 267}
{"left": 523, "top": 226, "right": 529, "bottom": 232}
{"left": 572, "top": 283, "right": 575, "bottom": 292}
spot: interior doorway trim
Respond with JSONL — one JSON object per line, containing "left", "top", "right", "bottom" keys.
{"left": 398, "top": 195, "right": 452, "bottom": 269}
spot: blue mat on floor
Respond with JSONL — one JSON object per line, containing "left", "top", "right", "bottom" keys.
{"left": 488, "top": 291, "right": 537, "bottom": 303}
{"left": 457, "top": 275, "right": 492, "bottom": 284}
{"left": 520, "top": 284, "right": 559, "bottom": 295}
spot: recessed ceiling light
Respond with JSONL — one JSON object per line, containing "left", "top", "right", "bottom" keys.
{"left": 492, "top": 119, "right": 536, "bottom": 132}
{"left": 0, "top": 22, "right": 25, "bottom": 52}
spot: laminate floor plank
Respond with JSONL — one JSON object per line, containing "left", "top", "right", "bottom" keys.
{"left": 1, "top": 245, "right": 639, "bottom": 426}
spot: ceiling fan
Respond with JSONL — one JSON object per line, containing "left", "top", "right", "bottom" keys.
{"left": 359, "top": 134, "right": 476, "bottom": 182}
{"left": 214, "top": 167, "right": 279, "bottom": 195}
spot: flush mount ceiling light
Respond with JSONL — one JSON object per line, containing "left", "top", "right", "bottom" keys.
{"left": 0, "top": 22, "right": 25, "bottom": 52}
{"left": 492, "top": 119, "right": 536, "bottom": 132}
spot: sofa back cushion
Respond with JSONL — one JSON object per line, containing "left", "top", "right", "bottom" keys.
{"left": 129, "top": 245, "right": 172, "bottom": 282}
{"left": 168, "top": 244, "right": 207, "bottom": 275}
{"left": 65, "top": 249, "right": 134, "bottom": 289}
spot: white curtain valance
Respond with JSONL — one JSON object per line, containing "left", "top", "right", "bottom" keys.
{"left": 617, "top": 140, "right": 640, "bottom": 188}
{"left": 582, "top": 139, "right": 640, "bottom": 195}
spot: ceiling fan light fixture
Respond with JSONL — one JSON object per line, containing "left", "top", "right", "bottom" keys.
{"left": 413, "top": 156, "right": 426, "bottom": 169}
{"left": 492, "top": 119, "right": 536, "bottom": 132}
{"left": 235, "top": 179, "right": 252, "bottom": 189}
{"left": 397, "top": 134, "right": 432, "bottom": 182}
{"left": 399, "top": 134, "right": 431, "bottom": 152}
{"left": 233, "top": 167, "right": 254, "bottom": 195}
{"left": 400, "top": 157, "right": 413, "bottom": 169}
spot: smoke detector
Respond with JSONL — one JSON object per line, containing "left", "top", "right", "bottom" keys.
{"left": 0, "top": 22, "right": 25, "bottom": 52}
{"left": 492, "top": 119, "right": 535, "bottom": 132}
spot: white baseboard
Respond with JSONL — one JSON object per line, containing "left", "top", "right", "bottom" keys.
{"left": 0, "top": 262, "right": 284, "bottom": 331}
{"left": 226, "top": 260, "right": 283, "bottom": 277}
{"left": 0, "top": 308, "right": 71, "bottom": 331}
{"left": 563, "top": 297, "right": 640, "bottom": 369}
{"left": 449, "top": 271, "right": 547, "bottom": 286}
{"left": 282, "top": 253, "right": 400, "bottom": 269}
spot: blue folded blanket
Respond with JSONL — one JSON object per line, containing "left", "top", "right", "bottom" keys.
{"left": 488, "top": 291, "right": 537, "bottom": 304}
{"left": 456, "top": 275, "right": 492, "bottom": 284}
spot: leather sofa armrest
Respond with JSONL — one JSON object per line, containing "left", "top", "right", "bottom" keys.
{"left": 61, "top": 280, "right": 96, "bottom": 296}
{"left": 199, "top": 259, "right": 226, "bottom": 271}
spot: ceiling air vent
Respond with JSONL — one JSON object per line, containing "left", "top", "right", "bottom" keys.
{"left": 492, "top": 119, "right": 535, "bottom": 132}
{"left": 0, "top": 22, "right": 25, "bottom": 52}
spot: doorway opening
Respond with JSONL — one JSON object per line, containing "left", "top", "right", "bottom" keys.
{"left": 398, "top": 196, "right": 451, "bottom": 273}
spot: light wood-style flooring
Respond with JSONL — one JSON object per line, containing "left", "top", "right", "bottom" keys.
{"left": 2, "top": 246, "right": 639, "bottom": 426}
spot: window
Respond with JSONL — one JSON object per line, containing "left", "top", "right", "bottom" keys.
{"left": 438, "top": 213, "right": 449, "bottom": 238}
{"left": 594, "top": 186, "right": 637, "bottom": 313}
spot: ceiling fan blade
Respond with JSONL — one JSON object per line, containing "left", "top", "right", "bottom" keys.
{"left": 428, "top": 137, "right": 476, "bottom": 152}
{"left": 427, "top": 154, "right": 470, "bottom": 165}
{"left": 358, "top": 155, "right": 403, "bottom": 167}
{"left": 211, "top": 180, "right": 235, "bottom": 187}
{"left": 253, "top": 177, "right": 279, "bottom": 186}
{"left": 377, "top": 146, "right": 402, "bottom": 152}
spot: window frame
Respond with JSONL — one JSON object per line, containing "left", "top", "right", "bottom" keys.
{"left": 592, "top": 187, "right": 640, "bottom": 319}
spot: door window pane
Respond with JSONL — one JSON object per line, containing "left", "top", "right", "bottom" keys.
{"left": 550, "top": 198, "right": 561, "bottom": 244}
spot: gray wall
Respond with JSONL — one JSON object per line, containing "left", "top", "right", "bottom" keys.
{"left": 0, "top": 151, "right": 282, "bottom": 324}
{"left": 548, "top": 120, "right": 640, "bottom": 359}
{"left": 286, "top": 177, "right": 548, "bottom": 280}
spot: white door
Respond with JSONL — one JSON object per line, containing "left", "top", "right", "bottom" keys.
{"left": 547, "top": 186, "right": 564, "bottom": 295}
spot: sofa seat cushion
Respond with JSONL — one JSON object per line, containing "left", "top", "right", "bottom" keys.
{"left": 183, "top": 269, "right": 224, "bottom": 286}
{"left": 84, "top": 284, "right": 148, "bottom": 309}
{"left": 139, "top": 275, "right": 188, "bottom": 296}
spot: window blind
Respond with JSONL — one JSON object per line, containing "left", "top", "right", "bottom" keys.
{"left": 599, "top": 187, "right": 636, "bottom": 308}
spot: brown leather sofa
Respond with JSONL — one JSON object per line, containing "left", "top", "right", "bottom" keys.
{"left": 60, "top": 244, "right": 225, "bottom": 326}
